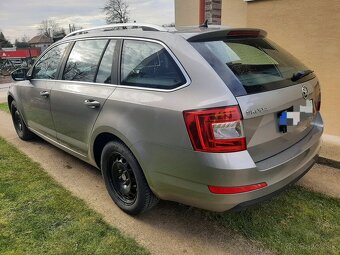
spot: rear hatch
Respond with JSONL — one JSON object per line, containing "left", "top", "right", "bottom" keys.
{"left": 189, "top": 29, "right": 321, "bottom": 162}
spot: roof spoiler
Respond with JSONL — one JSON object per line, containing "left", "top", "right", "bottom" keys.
{"left": 187, "top": 28, "right": 267, "bottom": 42}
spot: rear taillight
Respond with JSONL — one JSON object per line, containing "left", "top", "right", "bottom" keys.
{"left": 183, "top": 106, "right": 246, "bottom": 153}
{"left": 227, "top": 30, "right": 260, "bottom": 37}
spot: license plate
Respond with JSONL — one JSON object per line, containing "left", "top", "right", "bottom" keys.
{"left": 278, "top": 99, "right": 314, "bottom": 133}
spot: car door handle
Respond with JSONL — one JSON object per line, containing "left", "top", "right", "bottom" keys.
{"left": 40, "top": 91, "right": 50, "bottom": 97}
{"left": 84, "top": 99, "right": 100, "bottom": 109}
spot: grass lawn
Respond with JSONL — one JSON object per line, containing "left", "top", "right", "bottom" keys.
{"left": 0, "top": 137, "right": 149, "bottom": 255}
{"left": 207, "top": 186, "right": 340, "bottom": 255}
{"left": 0, "top": 102, "right": 9, "bottom": 113}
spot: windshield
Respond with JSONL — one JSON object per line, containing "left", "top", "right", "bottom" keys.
{"left": 191, "top": 38, "right": 315, "bottom": 95}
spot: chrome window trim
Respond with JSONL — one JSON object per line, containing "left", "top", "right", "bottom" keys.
{"left": 33, "top": 36, "right": 191, "bottom": 93}
{"left": 30, "top": 79, "right": 56, "bottom": 83}
{"left": 30, "top": 78, "right": 118, "bottom": 88}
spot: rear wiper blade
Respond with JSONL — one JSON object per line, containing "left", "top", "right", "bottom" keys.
{"left": 291, "top": 70, "right": 314, "bottom": 82}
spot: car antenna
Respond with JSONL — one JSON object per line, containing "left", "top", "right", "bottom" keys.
{"left": 199, "top": 19, "right": 208, "bottom": 28}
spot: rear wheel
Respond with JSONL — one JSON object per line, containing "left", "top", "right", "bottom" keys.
{"left": 10, "top": 101, "right": 34, "bottom": 141}
{"left": 101, "top": 141, "right": 159, "bottom": 215}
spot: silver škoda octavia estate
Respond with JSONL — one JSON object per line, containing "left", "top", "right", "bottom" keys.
{"left": 8, "top": 23, "right": 323, "bottom": 215}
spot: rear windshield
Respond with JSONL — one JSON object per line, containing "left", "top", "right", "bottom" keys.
{"left": 191, "top": 38, "right": 315, "bottom": 95}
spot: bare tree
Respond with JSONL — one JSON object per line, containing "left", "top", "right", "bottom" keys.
{"left": 103, "top": 0, "right": 129, "bottom": 24}
{"left": 22, "top": 34, "right": 30, "bottom": 43}
{"left": 68, "top": 24, "right": 83, "bottom": 33}
{"left": 39, "top": 19, "right": 60, "bottom": 37}
{"left": 15, "top": 35, "right": 30, "bottom": 48}
{"left": 162, "top": 23, "right": 175, "bottom": 27}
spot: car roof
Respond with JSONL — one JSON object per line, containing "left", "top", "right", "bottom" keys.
{"left": 59, "top": 23, "right": 266, "bottom": 43}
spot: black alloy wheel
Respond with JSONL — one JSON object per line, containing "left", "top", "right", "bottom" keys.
{"left": 10, "top": 101, "right": 34, "bottom": 141}
{"left": 101, "top": 141, "right": 159, "bottom": 215}
{"left": 108, "top": 152, "right": 137, "bottom": 205}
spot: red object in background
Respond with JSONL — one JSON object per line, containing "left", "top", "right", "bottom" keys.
{"left": 0, "top": 48, "right": 41, "bottom": 59}
{"left": 199, "top": 0, "right": 205, "bottom": 25}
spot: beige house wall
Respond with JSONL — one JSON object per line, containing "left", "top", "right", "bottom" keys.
{"left": 175, "top": 0, "right": 200, "bottom": 26}
{"left": 175, "top": 0, "right": 340, "bottom": 136}
{"left": 221, "top": 0, "right": 246, "bottom": 27}
{"left": 252, "top": 0, "right": 340, "bottom": 137}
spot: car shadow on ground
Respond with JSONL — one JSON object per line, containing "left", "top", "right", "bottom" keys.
{"left": 22, "top": 136, "right": 268, "bottom": 254}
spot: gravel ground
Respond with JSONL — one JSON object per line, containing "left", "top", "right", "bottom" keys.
{"left": 0, "top": 75, "right": 12, "bottom": 84}
{"left": 297, "top": 163, "right": 340, "bottom": 198}
{"left": 0, "top": 76, "right": 13, "bottom": 103}
{"left": 0, "top": 82, "right": 10, "bottom": 103}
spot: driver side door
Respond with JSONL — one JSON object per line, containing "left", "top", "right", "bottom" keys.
{"left": 19, "top": 43, "right": 70, "bottom": 140}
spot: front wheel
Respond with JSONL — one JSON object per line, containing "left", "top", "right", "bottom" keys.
{"left": 101, "top": 141, "right": 159, "bottom": 215}
{"left": 10, "top": 101, "right": 34, "bottom": 141}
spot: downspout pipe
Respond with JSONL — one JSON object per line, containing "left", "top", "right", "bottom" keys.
{"left": 199, "top": 0, "right": 205, "bottom": 25}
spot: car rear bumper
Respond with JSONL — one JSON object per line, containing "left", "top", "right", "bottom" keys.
{"left": 142, "top": 113, "right": 323, "bottom": 212}
{"left": 230, "top": 159, "right": 316, "bottom": 211}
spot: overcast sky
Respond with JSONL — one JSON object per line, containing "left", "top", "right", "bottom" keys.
{"left": 0, "top": 0, "right": 175, "bottom": 43}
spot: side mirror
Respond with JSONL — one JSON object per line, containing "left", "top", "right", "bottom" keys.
{"left": 11, "top": 67, "right": 30, "bottom": 81}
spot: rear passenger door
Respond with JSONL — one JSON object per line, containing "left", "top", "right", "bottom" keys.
{"left": 50, "top": 39, "right": 119, "bottom": 156}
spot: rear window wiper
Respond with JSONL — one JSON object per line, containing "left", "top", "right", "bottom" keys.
{"left": 291, "top": 70, "right": 314, "bottom": 82}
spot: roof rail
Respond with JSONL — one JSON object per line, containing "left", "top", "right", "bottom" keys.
{"left": 65, "top": 23, "right": 167, "bottom": 38}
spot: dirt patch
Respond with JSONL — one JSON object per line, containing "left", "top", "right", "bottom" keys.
{"left": 297, "top": 163, "right": 340, "bottom": 198}
{"left": 0, "top": 111, "right": 271, "bottom": 255}
{"left": 0, "top": 75, "right": 12, "bottom": 84}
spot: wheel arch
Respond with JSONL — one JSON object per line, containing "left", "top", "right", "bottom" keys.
{"left": 92, "top": 132, "right": 121, "bottom": 169}
{"left": 7, "top": 87, "right": 29, "bottom": 120}
{"left": 90, "top": 127, "right": 145, "bottom": 174}
{"left": 7, "top": 94, "right": 14, "bottom": 110}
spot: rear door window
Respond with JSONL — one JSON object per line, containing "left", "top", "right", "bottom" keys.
{"left": 191, "top": 38, "right": 315, "bottom": 94}
{"left": 63, "top": 40, "right": 108, "bottom": 82}
{"left": 95, "top": 40, "right": 116, "bottom": 84}
{"left": 121, "top": 40, "right": 186, "bottom": 89}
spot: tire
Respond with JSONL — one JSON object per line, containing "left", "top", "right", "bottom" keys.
{"left": 101, "top": 141, "right": 159, "bottom": 215}
{"left": 10, "top": 101, "right": 34, "bottom": 141}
